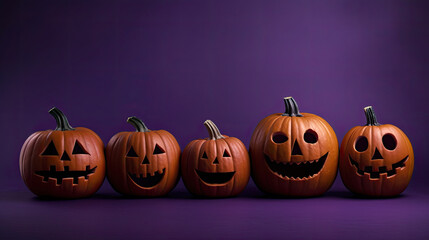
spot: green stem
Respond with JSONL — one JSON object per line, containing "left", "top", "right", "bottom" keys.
{"left": 49, "top": 107, "right": 75, "bottom": 131}
{"left": 127, "top": 116, "right": 150, "bottom": 132}
{"left": 204, "top": 120, "right": 225, "bottom": 140}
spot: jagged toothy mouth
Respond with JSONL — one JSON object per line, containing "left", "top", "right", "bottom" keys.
{"left": 35, "top": 165, "right": 97, "bottom": 184}
{"left": 128, "top": 168, "right": 165, "bottom": 188}
{"left": 349, "top": 155, "right": 408, "bottom": 179}
{"left": 195, "top": 169, "right": 235, "bottom": 185}
{"left": 264, "top": 153, "right": 328, "bottom": 180}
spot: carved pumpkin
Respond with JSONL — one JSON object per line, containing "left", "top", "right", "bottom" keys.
{"left": 106, "top": 117, "right": 180, "bottom": 197}
{"left": 249, "top": 97, "right": 339, "bottom": 197}
{"left": 181, "top": 120, "right": 250, "bottom": 197}
{"left": 19, "top": 107, "right": 105, "bottom": 198}
{"left": 339, "top": 106, "right": 414, "bottom": 197}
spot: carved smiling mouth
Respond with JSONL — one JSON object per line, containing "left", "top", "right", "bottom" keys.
{"left": 195, "top": 169, "right": 235, "bottom": 185}
{"left": 264, "top": 153, "right": 328, "bottom": 179}
{"left": 128, "top": 168, "right": 165, "bottom": 188}
{"left": 349, "top": 155, "right": 408, "bottom": 179}
{"left": 35, "top": 165, "right": 97, "bottom": 184}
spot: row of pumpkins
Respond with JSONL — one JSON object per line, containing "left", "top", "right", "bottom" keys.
{"left": 19, "top": 97, "right": 414, "bottom": 199}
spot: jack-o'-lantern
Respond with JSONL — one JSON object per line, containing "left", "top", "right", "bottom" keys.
{"left": 106, "top": 117, "right": 180, "bottom": 197}
{"left": 250, "top": 97, "right": 339, "bottom": 197}
{"left": 339, "top": 106, "right": 414, "bottom": 197}
{"left": 181, "top": 120, "right": 250, "bottom": 197}
{"left": 19, "top": 107, "right": 105, "bottom": 198}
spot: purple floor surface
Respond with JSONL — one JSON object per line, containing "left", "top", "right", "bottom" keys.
{"left": 1, "top": 181, "right": 428, "bottom": 240}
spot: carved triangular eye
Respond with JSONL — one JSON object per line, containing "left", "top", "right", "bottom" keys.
{"left": 72, "top": 140, "right": 89, "bottom": 155}
{"left": 202, "top": 152, "right": 208, "bottom": 159}
{"left": 223, "top": 150, "right": 231, "bottom": 157}
{"left": 127, "top": 146, "right": 139, "bottom": 157}
{"left": 41, "top": 141, "right": 59, "bottom": 156}
{"left": 153, "top": 144, "right": 165, "bottom": 155}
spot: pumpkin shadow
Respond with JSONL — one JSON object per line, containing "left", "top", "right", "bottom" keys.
{"left": 240, "top": 192, "right": 328, "bottom": 199}
{"left": 326, "top": 190, "right": 408, "bottom": 199}
{"left": 237, "top": 186, "right": 328, "bottom": 199}
{"left": 87, "top": 190, "right": 197, "bottom": 200}
{"left": 165, "top": 191, "right": 249, "bottom": 200}
{"left": 238, "top": 189, "right": 408, "bottom": 199}
{"left": 86, "top": 190, "right": 252, "bottom": 200}
{"left": 31, "top": 194, "right": 112, "bottom": 201}
{"left": 23, "top": 189, "right": 408, "bottom": 200}
{"left": 32, "top": 196, "right": 75, "bottom": 201}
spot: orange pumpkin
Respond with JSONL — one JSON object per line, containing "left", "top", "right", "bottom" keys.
{"left": 181, "top": 120, "right": 250, "bottom": 197}
{"left": 106, "top": 117, "right": 180, "bottom": 196}
{"left": 19, "top": 107, "right": 105, "bottom": 198}
{"left": 249, "top": 97, "right": 339, "bottom": 196}
{"left": 339, "top": 106, "right": 414, "bottom": 197}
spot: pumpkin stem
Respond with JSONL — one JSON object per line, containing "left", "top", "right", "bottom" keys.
{"left": 282, "top": 97, "right": 303, "bottom": 117}
{"left": 127, "top": 116, "right": 150, "bottom": 132}
{"left": 49, "top": 107, "right": 75, "bottom": 131}
{"left": 364, "top": 106, "right": 380, "bottom": 126}
{"left": 204, "top": 120, "right": 225, "bottom": 140}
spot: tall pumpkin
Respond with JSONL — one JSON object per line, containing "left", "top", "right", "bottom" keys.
{"left": 19, "top": 107, "right": 105, "bottom": 198}
{"left": 106, "top": 117, "right": 181, "bottom": 196}
{"left": 250, "top": 97, "right": 339, "bottom": 196}
{"left": 339, "top": 106, "right": 414, "bottom": 197}
{"left": 181, "top": 120, "right": 250, "bottom": 197}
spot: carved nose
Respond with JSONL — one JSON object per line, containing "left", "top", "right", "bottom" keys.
{"left": 213, "top": 157, "right": 219, "bottom": 165}
{"left": 60, "top": 151, "right": 71, "bottom": 161}
{"left": 292, "top": 140, "right": 302, "bottom": 155}
{"left": 372, "top": 148, "right": 383, "bottom": 160}
{"left": 142, "top": 156, "right": 150, "bottom": 164}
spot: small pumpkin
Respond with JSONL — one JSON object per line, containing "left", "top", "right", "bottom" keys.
{"left": 181, "top": 120, "right": 250, "bottom": 197}
{"left": 19, "top": 107, "right": 105, "bottom": 198}
{"left": 106, "top": 117, "right": 180, "bottom": 196}
{"left": 249, "top": 97, "right": 339, "bottom": 197}
{"left": 339, "top": 106, "right": 414, "bottom": 197}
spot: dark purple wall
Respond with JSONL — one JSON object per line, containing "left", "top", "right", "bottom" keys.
{"left": 1, "top": 0, "right": 428, "bottom": 193}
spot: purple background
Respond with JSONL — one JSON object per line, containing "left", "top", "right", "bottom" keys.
{"left": 1, "top": 1, "right": 428, "bottom": 239}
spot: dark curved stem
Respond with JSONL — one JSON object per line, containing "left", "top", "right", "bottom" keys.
{"left": 204, "top": 120, "right": 225, "bottom": 140}
{"left": 127, "top": 116, "right": 150, "bottom": 132}
{"left": 282, "top": 97, "right": 303, "bottom": 117}
{"left": 49, "top": 107, "right": 75, "bottom": 131}
{"left": 364, "top": 106, "right": 380, "bottom": 126}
